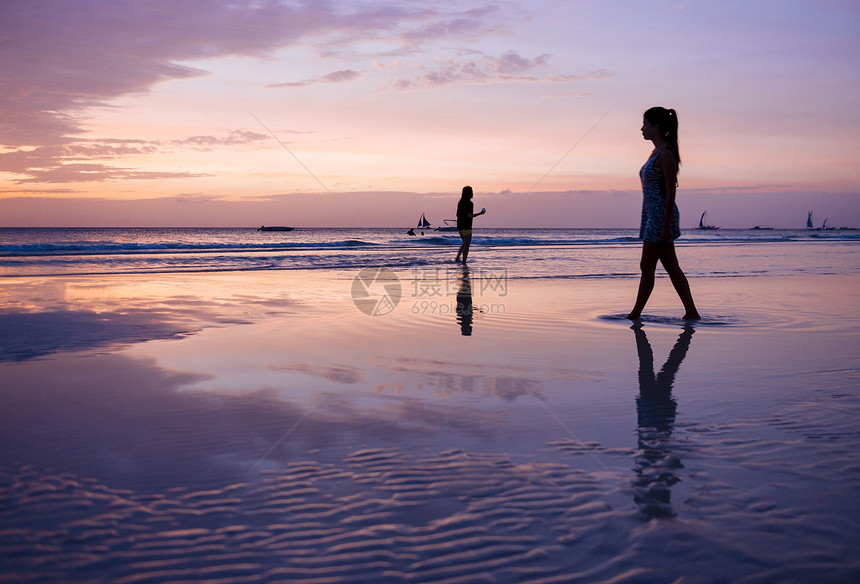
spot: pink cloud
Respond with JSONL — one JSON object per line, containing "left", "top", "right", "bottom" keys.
{"left": 266, "top": 69, "right": 362, "bottom": 89}
{"left": 548, "top": 69, "right": 613, "bottom": 82}
{"left": 0, "top": 129, "right": 277, "bottom": 184}
{"left": 0, "top": 1, "right": 508, "bottom": 182}
{"left": 173, "top": 130, "right": 270, "bottom": 148}
{"left": 13, "top": 163, "right": 210, "bottom": 185}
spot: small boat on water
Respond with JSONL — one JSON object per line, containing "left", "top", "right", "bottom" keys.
{"left": 409, "top": 213, "right": 458, "bottom": 234}
{"left": 751, "top": 225, "right": 774, "bottom": 230}
{"left": 437, "top": 219, "right": 459, "bottom": 232}
{"left": 698, "top": 211, "right": 719, "bottom": 230}
{"left": 258, "top": 226, "right": 294, "bottom": 232}
{"left": 408, "top": 213, "right": 432, "bottom": 235}
{"left": 807, "top": 212, "right": 836, "bottom": 231}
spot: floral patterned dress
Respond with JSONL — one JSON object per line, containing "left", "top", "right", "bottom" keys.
{"left": 639, "top": 148, "right": 681, "bottom": 243}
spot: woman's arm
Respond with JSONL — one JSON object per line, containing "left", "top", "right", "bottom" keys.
{"left": 657, "top": 150, "right": 678, "bottom": 241}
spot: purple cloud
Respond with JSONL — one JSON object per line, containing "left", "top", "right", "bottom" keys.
{"left": 266, "top": 69, "right": 362, "bottom": 89}
{"left": 548, "top": 69, "right": 613, "bottom": 82}
{"left": 0, "top": 1, "right": 507, "bottom": 183}
{"left": 387, "top": 51, "right": 609, "bottom": 89}
{"left": 491, "top": 51, "right": 551, "bottom": 74}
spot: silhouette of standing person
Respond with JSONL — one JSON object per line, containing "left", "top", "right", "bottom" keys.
{"left": 454, "top": 186, "right": 485, "bottom": 263}
{"left": 627, "top": 107, "right": 700, "bottom": 321}
{"left": 632, "top": 324, "right": 694, "bottom": 519}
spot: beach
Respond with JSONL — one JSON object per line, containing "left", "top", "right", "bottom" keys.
{"left": 1, "top": 229, "right": 859, "bottom": 583}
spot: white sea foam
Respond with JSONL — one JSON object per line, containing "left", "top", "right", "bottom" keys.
{"left": 1, "top": 227, "right": 857, "bottom": 278}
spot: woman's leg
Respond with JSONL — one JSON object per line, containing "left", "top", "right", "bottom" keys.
{"left": 460, "top": 232, "right": 472, "bottom": 262}
{"left": 455, "top": 234, "right": 466, "bottom": 262}
{"left": 658, "top": 244, "right": 700, "bottom": 320}
{"left": 627, "top": 242, "right": 660, "bottom": 319}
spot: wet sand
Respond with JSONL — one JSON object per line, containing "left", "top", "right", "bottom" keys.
{"left": 1, "top": 269, "right": 859, "bottom": 583}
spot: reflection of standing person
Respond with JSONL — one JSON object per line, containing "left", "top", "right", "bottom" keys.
{"left": 456, "top": 266, "right": 473, "bottom": 336}
{"left": 454, "top": 186, "right": 486, "bottom": 263}
{"left": 627, "top": 107, "right": 700, "bottom": 321}
{"left": 632, "top": 324, "right": 694, "bottom": 519}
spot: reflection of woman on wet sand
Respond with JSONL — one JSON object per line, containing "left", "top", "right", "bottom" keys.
{"left": 627, "top": 107, "right": 700, "bottom": 321}
{"left": 632, "top": 324, "right": 694, "bottom": 519}
{"left": 456, "top": 266, "right": 473, "bottom": 336}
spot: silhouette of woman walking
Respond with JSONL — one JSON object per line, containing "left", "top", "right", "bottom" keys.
{"left": 627, "top": 107, "right": 700, "bottom": 320}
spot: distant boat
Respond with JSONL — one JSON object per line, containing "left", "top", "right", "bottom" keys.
{"left": 412, "top": 213, "right": 458, "bottom": 233}
{"left": 698, "top": 211, "right": 719, "bottom": 230}
{"left": 437, "top": 219, "right": 459, "bottom": 232}
{"left": 258, "top": 225, "right": 294, "bottom": 231}
{"left": 408, "top": 213, "right": 434, "bottom": 234}
{"left": 807, "top": 212, "right": 836, "bottom": 231}
{"left": 751, "top": 225, "right": 774, "bottom": 230}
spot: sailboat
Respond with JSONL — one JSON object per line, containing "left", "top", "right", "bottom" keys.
{"left": 808, "top": 211, "right": 837, "bottom": 231}
{"left": 417, "top": 213, "right": 431, "bottom": 230}
{"left": 408, "top": 212, "right": 435, "bottom": 235}
{"left": 698, "top": 211, "right": 719, "bottom": 230}
{"left": 412, "top": 212, "right": 458, "bottom": 232}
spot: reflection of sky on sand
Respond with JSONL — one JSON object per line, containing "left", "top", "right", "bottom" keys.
{"left": 3, "top": 271, "right": 860, "bottom": 581}
{"left": 122, "top": 274, "right": 620, "bottom": 414}
{"left": 3, "top": 270, "right": 858, "bottom": 473}
{"left": 0, "top": 347, "right": 549, "bottom": 491}
{"left": 0, "top": 270, "right": 641, "bottom": 490}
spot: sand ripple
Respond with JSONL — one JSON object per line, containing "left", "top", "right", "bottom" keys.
{"left": 0, "top": 451, "right": 626, "bottom": 583}
{"left": 3, "top": 425, "right": 859, "bottom": 584}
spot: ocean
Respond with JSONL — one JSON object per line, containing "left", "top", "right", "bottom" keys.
{"left": 2, "top": 227, "right": 858, "bottom": 279}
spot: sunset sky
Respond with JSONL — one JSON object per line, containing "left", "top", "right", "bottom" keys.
{"left": 1, "top": 0, "right": 858, "bottom": 228}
